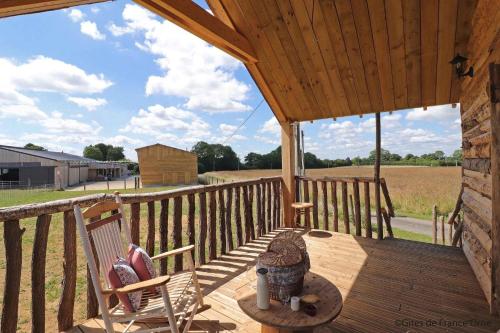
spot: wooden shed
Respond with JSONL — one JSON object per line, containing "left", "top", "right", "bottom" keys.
{"left": 136, "top": 143, "right": 198, "bottom": 186}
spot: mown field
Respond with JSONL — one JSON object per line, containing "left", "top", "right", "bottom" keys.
{"left": 207, "top": 166, "right": 462, "bottom": 220}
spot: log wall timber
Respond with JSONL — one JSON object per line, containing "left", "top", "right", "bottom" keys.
{"left": 459, "top": 0, "right": 499, "bottom": 311}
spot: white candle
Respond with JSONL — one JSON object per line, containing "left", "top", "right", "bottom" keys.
{"left": 290, "top": 296, "right": 300, "bottom": 311}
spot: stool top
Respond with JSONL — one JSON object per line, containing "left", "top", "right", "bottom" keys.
{"left": 292, "top": 202, "right": 313, "bottom": 209}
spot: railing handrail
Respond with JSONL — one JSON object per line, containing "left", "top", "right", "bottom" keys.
{"left": 0, "top": 176, "right": 282, "bottom": 222}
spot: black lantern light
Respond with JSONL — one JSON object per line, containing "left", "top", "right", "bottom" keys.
{"left": 450, "top": 54, "right": 474, "bottom": 78}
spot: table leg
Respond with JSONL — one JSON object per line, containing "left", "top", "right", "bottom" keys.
{"left": 261, "top": 324, "right": 313, "bottom": 333}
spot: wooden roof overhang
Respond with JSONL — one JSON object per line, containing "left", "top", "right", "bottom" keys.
{"left": 0, "top": 0, "right": 478, "bottom": 123}
{"left": 207, "top": 0, "right": 478, "bottom": 122}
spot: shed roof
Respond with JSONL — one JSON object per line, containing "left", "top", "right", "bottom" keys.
{"left": 135, "top": 143, "right": 196, "bottom": 156}
{"left": 0, "top": 145, "right": 95, "bottom": 162}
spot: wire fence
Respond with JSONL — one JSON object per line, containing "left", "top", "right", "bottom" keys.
{"left": 0, "top": 182, "right": 55, "bottom": 202}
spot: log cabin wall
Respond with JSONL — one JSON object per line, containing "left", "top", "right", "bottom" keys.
{"left": 459, "top": 0, "right": 499, "bottom": 313}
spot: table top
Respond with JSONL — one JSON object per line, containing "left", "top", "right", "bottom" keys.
{"left": 237, "top": 272, "right": 343, "bottom": 330}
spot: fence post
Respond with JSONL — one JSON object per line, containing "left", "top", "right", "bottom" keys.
{"left": 441, "top": 215, "right": 445, "bottom": 245}
{"left": 432, "top": 205, "right": 437, "bottom": 244}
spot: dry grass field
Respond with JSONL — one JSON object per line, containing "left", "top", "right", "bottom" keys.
{"left": 207, "top": 166, "right": 462, "bottom": 220}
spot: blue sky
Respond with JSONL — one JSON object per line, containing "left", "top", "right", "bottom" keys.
{"left": 0, "top": 1, "right": 462, "bottom": 162}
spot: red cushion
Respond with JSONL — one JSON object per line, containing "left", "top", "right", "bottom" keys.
{"left": 108, "top": 257, "right": 142, "bottom": 312}
{"left": 127, "top": 244, "right": 158, "bottom": 294}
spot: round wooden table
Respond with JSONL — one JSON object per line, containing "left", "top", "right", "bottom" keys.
{"left": 237, "top": 272, "right": 342, "bottom": 333}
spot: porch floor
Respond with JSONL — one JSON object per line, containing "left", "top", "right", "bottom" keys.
{"left": 72, "top": 230, "right": 500, "bottom": 332}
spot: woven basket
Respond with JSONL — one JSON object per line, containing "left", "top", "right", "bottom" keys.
{"left": 257, "top": 235, "right": 309, "bottom": 301}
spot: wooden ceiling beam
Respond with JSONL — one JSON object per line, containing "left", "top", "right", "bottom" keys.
{"left": 0, "top": 0, "right": 109, "bottom": 18}
{"left": 134, "top": 0, "right": 257, "bottom": 64}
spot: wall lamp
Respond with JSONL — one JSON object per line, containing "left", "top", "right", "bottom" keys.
{"left": 450, "top": 54, "right": 474, "bottom": 78}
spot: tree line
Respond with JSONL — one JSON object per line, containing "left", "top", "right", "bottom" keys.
{"left": 191, "top": 141, "right": 463, "bottom": 172}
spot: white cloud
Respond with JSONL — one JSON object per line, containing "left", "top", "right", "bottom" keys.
{"left": 260, "top": 117, "right": 281, "bottom": 136}
{"left": 112, "top": 4, "right": 251, "bottom": 113}
{"left": 0, "top": 56, "right": 112, "bottom": 94}
{"left": 121, "top": 105, "right": 210, "bottom": 146}
{"left": 406, "top": 104, "right": 459, "bottom": 122}
{"left": 108, "top": 23, "right": 134, "bottom": 36}
{"left": 68, "top": 9, "right": 84, "bottom": 22}
{"left": 219, "top": 123, "right": 238, "bottom": 136}
{"left": 104, "top": 135, "right": 143, "bottom": 146}
{"left": 80, "top": 21, "right": 106, "bottom": 40}
{"left": 40, "top": 112, "right": 101, "bottom": 134}
{"left": 67, "top": 97, "right": 107, "bottom": 111}
{"left": 91, "top": 7, "right": 100, "bottom": 14}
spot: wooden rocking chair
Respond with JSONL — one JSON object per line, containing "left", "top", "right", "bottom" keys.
{"left": 74, "top": 194, "right": 204, "bottom": 333}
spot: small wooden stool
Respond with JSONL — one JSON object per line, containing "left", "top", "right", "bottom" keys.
{"left": 292, "top": 202, "right": 313, "bottom": 228}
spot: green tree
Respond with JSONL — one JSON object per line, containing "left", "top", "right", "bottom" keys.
{"left": 24, "top": 143, "right": 46, "bottom": 151}
{"left": 107, "top": 147, "right": 125, "bottom": 161}
{"left": 452, "top": 149, "right": 463, "bottom": 161}
{"left": 83, "top": 146, "right": 104, "bottom": 160}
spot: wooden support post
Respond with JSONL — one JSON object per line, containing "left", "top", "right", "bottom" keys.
{"left": 364, "top": 182, "right": 372, "bottom": 238}
{"left": 374, "top": 112, "right": 383, "bottom": 239}
{"left": 432, "top": 205, "right": 438, "bottom": 244}
{"left": 187, "top": 194, "right": 196, "bottom": 262}
{"left": 173, "top": 196, "right": 183, "bottom": 271}
{"left": 381, "top": 208, "right": 394, "bottom": 238}
{"left": 198, "top": 193, "right": 207, "bottom": 265}
{"left": 58, "top": 211, "right": 77, "bottom": 331}
{"left": 448, "top": 213, "right": 453, "bottom": 245}
{"left": 218, "top": 189, "right": 226, "bottom": 254}
{"left": 349, "top": 194, "right": 355, "bottom": 226}
{"left": 441, "top": 215, "right": 445, "bottom": 245}
{"left": 489, "top": 63, "right": 500, "bottom": 314}
{"left": 256, "top": 183, "right": 263, "bottom": 236}
{"left": 266, "top": 182, "right": 272, "bottom": 232}
{"left": 32, "top": 214, "right": 51, "bottom": 332}
{"left": 146, "top": 201, "right": 155, "bottom": 256}
{"left": 209, "top": 191, "right": 217, "bottom": 259}
{"left": 1, "top": 220, "right": 25, "bottom": 333}
{"left": 130, "top": 203, "right": 140, "bottom": 245}
{"left": 234, "top": 187, "right": 243, "bottom": 246}
{"left": 226, "top": 188, "right": 234, "bottom": 251}
{"left": 249, "top": 185, "right": 255, "bottom": 239}
{"left": 303, "top": 180, "right": 311, "bottom": 228}
{"left": 353, "top": 180, "right": 361, "bottom": 236}
{"left": 321, "top": 181, "right": 329, "bottom": 230}
{"left": 312, "top": 181, "right": 319, "bottom": 229}
{"left": 159, "top": 199, "right": 169, "bottom": 273}
{"left": 331, "top": 181, "right": 338, "bottom": 232}
{"left": 281, "top": 122, "right": 296, "bottom": 227}
{"left": 341, "top": 182, "right": 349, "bottom": 234}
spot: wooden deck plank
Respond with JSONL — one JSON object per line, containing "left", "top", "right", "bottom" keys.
{"left": 75, "top": 230, "right": 500, "bottom": 332}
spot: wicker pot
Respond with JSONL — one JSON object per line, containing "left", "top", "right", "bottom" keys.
{"left": 257, "top": 235, "right": 309, "bottom": 301}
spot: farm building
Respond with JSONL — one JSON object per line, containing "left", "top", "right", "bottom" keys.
{"left": 0, "top": 145, "right": 128, "bottom": 189}
{"left": 136, "top": 143, "right": 198, "bottom": 186}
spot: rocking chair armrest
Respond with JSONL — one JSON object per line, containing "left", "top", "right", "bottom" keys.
{"left": 103, "top": 275, "right": 170, "bottom": 295}
{"left": 151, "top": 245, "right": 195, "bottom": 261}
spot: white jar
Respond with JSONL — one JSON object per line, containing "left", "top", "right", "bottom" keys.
{"left": 256, "top": 268, "right": 269, "bottom": 310}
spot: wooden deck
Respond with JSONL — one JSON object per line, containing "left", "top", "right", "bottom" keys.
{"left": 73, "top": 230, "right": 500, "bottom": 332}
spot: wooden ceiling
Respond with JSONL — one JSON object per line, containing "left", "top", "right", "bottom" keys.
{"left": 0, "top": 0, "right": 109, "bottom": 18}
{"left": 0, "top": 0, "right": 478, "bottom": 123}
{"left": 207, "top": 0, "right": 477, "bottom": 122}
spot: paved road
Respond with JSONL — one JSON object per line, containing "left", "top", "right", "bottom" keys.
{"left": 387, "top": 215, "right": 451, "bottom": 238}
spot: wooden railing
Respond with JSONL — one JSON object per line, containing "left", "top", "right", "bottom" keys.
{"left": 0, "top": 177, "right": 282, "bottom": 332}
{"left": 295, "top": 176, "right": 394, "bottom": 239}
